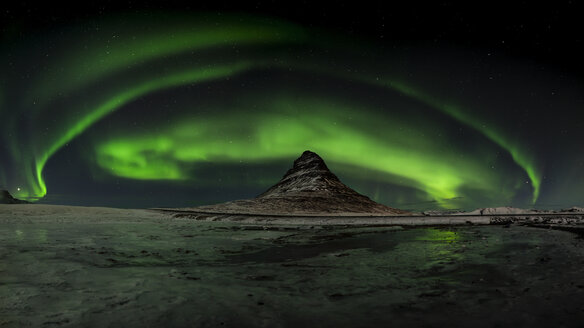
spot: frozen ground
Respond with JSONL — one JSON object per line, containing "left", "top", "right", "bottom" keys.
{"left": 1, "top": 205, "right": 584, "bottom": 327}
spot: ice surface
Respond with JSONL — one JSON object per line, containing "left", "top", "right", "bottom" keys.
{"left": 1, "top": 205, "right": 584, "bottom": 327}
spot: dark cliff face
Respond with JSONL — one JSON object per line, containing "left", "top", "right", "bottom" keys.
{"left": 0, "top": 190, "right": 29, "bottom": 204}
{"left": 195, "top": 150, "right": 409, "bottom": 215}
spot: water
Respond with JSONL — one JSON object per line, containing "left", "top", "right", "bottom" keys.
{"left": 1, "top": 220, "right": 584, "bottom": 327}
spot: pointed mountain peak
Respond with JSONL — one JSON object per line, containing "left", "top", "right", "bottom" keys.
{"left": 296, "top": 150, "right": 326, "bottom": 166}
{"left": 188, "top": 151, "right": 410, "bottom": 215}
{"left": 258, "top": 150, "right": 343, "bottom": 197}
{"left": 282, "top": 150, "right": 335, "bottom": 178}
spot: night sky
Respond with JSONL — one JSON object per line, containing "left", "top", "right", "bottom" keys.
{"left": 1, "top": 1, "right": 583, "bottom": 211}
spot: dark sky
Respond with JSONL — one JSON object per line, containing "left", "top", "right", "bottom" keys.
{"left": 1, "top": 1, "right": 583, "bottom": 210}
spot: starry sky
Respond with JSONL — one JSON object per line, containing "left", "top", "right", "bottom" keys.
{"left": 0, "top": 1, "right": 583, "bottom": 210}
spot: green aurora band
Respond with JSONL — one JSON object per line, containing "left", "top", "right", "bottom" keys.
{"left": 31, "top": 14, "right": 309, "bottom": 106}
{"left": 374, "top": 79, "right": 541, "bottom": 203}
{"left": 0, "top": 13, "right": 541, "bottom": 207}
{"left": 33, "top": 62, "right": 256, "bottom": 199}
{"left": 289, "top": 64, "right": 542, "bottom": 202}
{"left": 94, "top": 96, "right": 520, "bottom": 208}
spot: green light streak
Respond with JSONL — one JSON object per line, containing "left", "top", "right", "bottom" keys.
{"left": 33, "top": 62, "right": 255, "bottom": 198}
{"left": 93, "top": 96, "right": 520, "bottom": 208}
{"left": 33, "top": 14, "right": 308, "bottom": 102}
{"left": 24, "top": 54, "right": 540, "bottom": 205}
{"left": 27, "top": 59, "right": 537, "bottom": 206}
{"left": 1, "top": 13, "right": 541, "bottom": 207}
{"left": 288, "top": 63, "right": 542, "bottom": 203}
{"left": 97, "top": 136, "right": 183, "bottom": 180}
{"left": 382, "top": 80, "right": 541, "bottom": 203}
{"left": 417, "top": 229, "right": 459, "bottom": 242}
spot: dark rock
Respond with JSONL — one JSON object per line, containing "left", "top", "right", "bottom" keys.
{"left": 258, "top": 150, "right": 347, "bottom": 197}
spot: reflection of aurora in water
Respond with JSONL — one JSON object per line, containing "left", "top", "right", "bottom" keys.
{"left": 13, "top": 229, "right": 48, "bottom": 243}
{"left": 3, "top": 12, "right": 582, "bottom": 210}
{"left": 406, "top": 228, "right": 486, "bottom": 287}
{"left": 414, "top": 229, "right": 464, "bottom": 267}
{"left": 417, "top": 229, "right": 460, "bottom": 242}
{"left": 406, "top": 227, "right": 545, "bottom": 285}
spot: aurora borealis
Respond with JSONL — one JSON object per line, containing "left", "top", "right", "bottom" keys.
{"left": 1, "top": 3, "right": 583, "bottom": 210}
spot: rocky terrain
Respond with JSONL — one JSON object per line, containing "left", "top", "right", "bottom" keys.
{"left": 177, "top": 151, "right": 409, "bottom": 216}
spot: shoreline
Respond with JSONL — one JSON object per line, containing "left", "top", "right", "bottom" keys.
{"left": 1, "top": 204, "right": 583, "bottom": 229}
{"left": 159, "top": 208, "right": 584, "bottom": 227}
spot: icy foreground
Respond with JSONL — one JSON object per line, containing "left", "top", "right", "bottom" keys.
{"left": 2, "top": 205, "right": 584, "bottom": 327}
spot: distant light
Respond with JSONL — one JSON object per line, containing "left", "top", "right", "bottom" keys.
{"left": 17, "top": 187, "right": 21, "bottom": 191}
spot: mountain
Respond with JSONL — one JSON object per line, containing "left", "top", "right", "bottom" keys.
{"left": 191, "top": 151, "right": 409, "bottom": 215}
{"left": 0, "top": 190, "right": 30, "bottom": 204}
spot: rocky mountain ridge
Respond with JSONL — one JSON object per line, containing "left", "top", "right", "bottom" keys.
{"left": 190, "top": 151, "right": 409, "bottom": 215}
